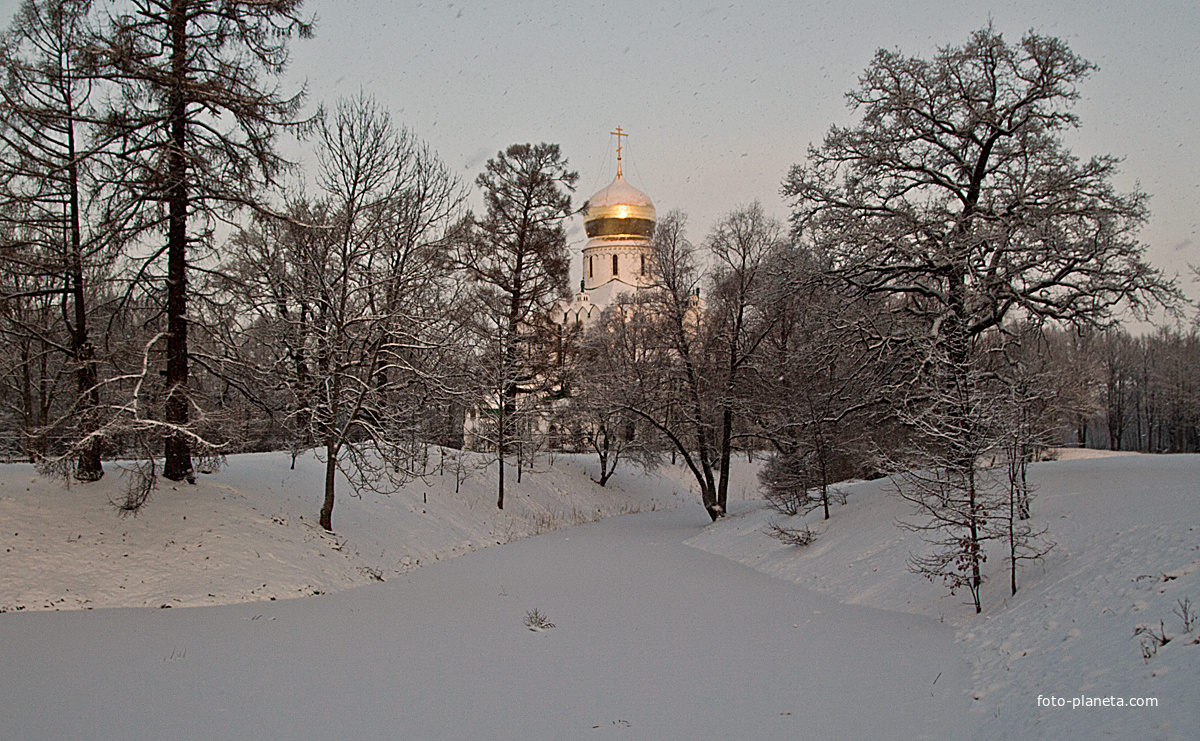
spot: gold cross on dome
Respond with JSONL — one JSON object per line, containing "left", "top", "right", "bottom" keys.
{"left": 611, "top": 126, "right": 627, "bottom": 176}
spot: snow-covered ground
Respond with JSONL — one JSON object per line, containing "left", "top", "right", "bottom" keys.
{"left": 0, "top": 448, "right": 1195, "bottom": 739}
{"left": 0, "top": 450, "right": 708, "bottom": 612}
{"left": 687, "top": 451, "right": 1200, "bottom": 740}
{"left": 1, "top": 450, "right": 963, "bottom": 740}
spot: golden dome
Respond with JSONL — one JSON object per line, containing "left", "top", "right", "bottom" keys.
{"left": 583, "top": 173, "right": 656, "bottom": 241}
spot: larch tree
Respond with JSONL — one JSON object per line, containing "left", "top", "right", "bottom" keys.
{"left": 458, "top": 143, "right": 576, "bottom": 510}
{"left": 784, "top": 26, "right": 1176, "bottom": 611}
{"left": 90, "top": 0, "right": 312, "bottom": 483}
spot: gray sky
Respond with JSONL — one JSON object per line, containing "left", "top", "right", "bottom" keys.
{"left": 4, "top": 0, "right": 1198, "bottom": 315}
{"left": 288, "top": 0, "right": 1199, "bottom": 308}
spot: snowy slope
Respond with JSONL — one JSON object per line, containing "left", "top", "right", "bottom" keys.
{"left": 685, "top": 453, "right": 1200, "bottom": 740}
{"left": 0, "top": 449, "right": 720, "bottom": 612}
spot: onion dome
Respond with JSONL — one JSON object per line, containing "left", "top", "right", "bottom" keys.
{"left": 583, "top": 173, "right": 656, "bottom": 242}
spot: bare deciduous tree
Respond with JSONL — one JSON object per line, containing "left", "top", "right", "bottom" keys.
{"left": 603, "top": 206, "right": 783, "bottom": 521}
{"left": 570, "top": 309, "right": 660, "bottom": 487}
{"left": 786, "top": 25, "right": 1177, "bottom": 611}
{"left": 227, "top": 95, "right": 464, "bottom": 531}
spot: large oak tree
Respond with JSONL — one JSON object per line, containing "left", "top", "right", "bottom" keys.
{"left": 784, "top": 26, "right": 1176, "bottom": 611}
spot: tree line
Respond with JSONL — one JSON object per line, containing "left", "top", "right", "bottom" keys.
{"left": 0, "top": 6, "right": 1193, "bottom": 607}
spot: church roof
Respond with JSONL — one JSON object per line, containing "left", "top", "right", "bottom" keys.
{"left": 584, "top": 173, "right": 656, "bottom": 240}
{"left": 587, "top": 173, "right": 654, "bottom": 209}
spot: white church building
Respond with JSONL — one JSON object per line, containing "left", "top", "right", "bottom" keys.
{"left": 555, "top": 130, "right": 657, "bottom": 326}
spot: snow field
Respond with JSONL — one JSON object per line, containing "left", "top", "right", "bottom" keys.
{"left": 0, "top": 448, "right": 1194, "bottom": 738}
{"left": 685, "top": 453, "right": 1200, "bottom": 740}
{"left": 0, "top": 504, "right": 970, "bottom": 740}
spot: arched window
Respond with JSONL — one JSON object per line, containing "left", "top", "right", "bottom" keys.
{"left": 640, "top": 254, "right": 646, "bottom": 275}
{"left": 587, "top": 256, "right": 593, "bottom": 278}
{"left": 612, "top": 254, "right": 619, "bottom": 277}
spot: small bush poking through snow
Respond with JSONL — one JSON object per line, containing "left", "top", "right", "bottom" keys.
{"left": 112, "top": 460, "right": 156, "bottom": 516}
{"left": 1134, "top": 595, "right": 1199, "bottom": 662}
{"left": 1134, "top": 620, "right": 1172, "bottom": 663}
{"left": 763, "top": 521, "right": 817, "bottom": 547}
{"left": 524, "top": 608, "right": 555, "bottom": 631}
{"left": 1173, "top": 596, "right": 1196, "bottom": 633}
{"left": 357, "top": 566, "right": 384, "bottom": 582}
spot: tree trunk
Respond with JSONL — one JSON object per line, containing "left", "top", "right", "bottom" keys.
{"left": 595, "top": 424, "right": 613, "bottom": 486}
{"left": 1009, "top": 481, "right": 1019, "bottom": 597}
{"left": 66, "top": 99, "right": 103, "bottom": 481}
{"left": 968, "top": 469, "right": 982, "bottom": 613}
{"left": 497, "top": 449, "right": 505, "bottom": 510}
{"left": 319, "top": 440, "right": 337, "bottom": 531}
{"left": 162, "top": 0, "right": 193, "bottom": 483}
{"left": 716, "top": 405, "right": 733, "bottom": 515}
{"left": 497, "top": 379, "right": 508, "bottom": 509}
{"left": 949, "top": 253, "right": 982, "bottom": 613}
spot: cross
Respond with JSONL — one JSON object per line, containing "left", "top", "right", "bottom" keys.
{"left": 611, "top": 126, "right": 627, "bottom": 176}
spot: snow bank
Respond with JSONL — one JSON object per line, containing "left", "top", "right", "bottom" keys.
{"left": 0, "top": 449, "right": 723, "bottom": 612}
{"left": 685, "top": 452, "right": 1200, "bottom": 740}
{"left": 1047, "top": 446, "right": 1142, "bottom": 461}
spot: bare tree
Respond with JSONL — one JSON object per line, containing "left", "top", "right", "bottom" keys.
{"left": 704, "top": 202, "right": 787, "bottom": 515}
{"left": 0, "top": 255, "right": 62, "bottom": 461}
{"left": 598, "top": 206, "right": 782, "bottom": 520}
{"left": 988, "top": 325, "right": 1061, "bottom": 593}
{"left": 1085, "top": 327, "right": 1200, "bottom": 454}
{"left": 785, "top": 25, "right": 1178, "bottom": 611}
{"left": 90, "top": 0, "right": 312, "bottom": 483}
{"left": 891, "top": 357, "right": 1005, "bottom": 614}
{"left": 0, "top": 0, "right": 112, "bottom": 478}
{"left": 785, "top": 26, "right": 1176, "bottom": 345}
{"left": 570, "top": 309, "right": 660, "bottom": 486}
{"left": 752, "top": 243, "right": 916, "bottom": 521}
{"left": 226, "top": 95, "right": 463, "bottom": 531}
{"left": 599, "top": 210, "right": 718, "bottom": 517}
{"left": 1099, "top": 330, "right": 1137, "bottom": 450}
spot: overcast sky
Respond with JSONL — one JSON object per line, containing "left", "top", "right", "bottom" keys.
{"left": 4, "top": 0, "right": 1197, "bottom": 316}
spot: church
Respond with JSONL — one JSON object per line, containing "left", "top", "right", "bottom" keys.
{"left": 555, "top": 128, "right": 658, "bottom": 326}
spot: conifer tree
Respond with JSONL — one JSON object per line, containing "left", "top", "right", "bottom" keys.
{"left": 0, "top": 0, "right": 108, "bottom": 478}
{"left": 91, "top": 0, "right": 312, "bottom": 482}
{"left": 458, "top": 143, "right": 576, "bottom": 509}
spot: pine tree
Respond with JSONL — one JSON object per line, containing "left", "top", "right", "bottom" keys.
{"left": 458, "top": 143, "right": 576, "bottom": 510}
